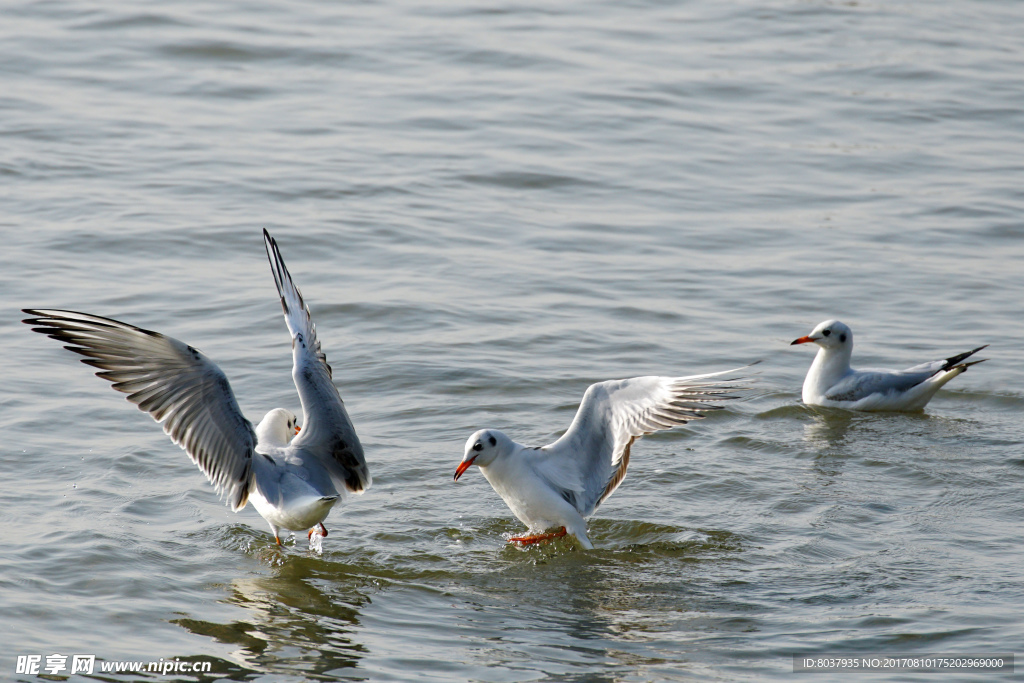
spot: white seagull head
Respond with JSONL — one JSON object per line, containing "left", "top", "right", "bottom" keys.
{"left": 255, "top": 408, "right": 301, "bottom": 447}
{"left": 454, "top": 429, "right": 509, "bottom": 480}
{"left": 791, "top": 319, "right": 853, "bottom": 352}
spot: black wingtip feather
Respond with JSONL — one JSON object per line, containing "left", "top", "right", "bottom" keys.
{"left": 942, "top": 344, "right": 989, "bottom": 370}
{"left": 263, "top": 229, "right": 295, "bottom": 316}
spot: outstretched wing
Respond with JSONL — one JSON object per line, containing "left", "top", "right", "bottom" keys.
{"left": 532, "top": 366, "right": 752, "bottom": 517}
{"left": 22, "top": 309, "right": 255, "bottom": 510}
{"left": 263, "top": 230, "right": 370, "bottom": 494}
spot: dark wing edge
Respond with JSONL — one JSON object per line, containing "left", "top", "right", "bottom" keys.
{"left": 261, "top": 231, "right": 370, "bottom": 494}
{"left": 22, "top": 309, "right": 256, "bottom": 511}
{"left": 329, "top": 433, "right": 372, "bottom": 494}
{"left": 941, "top": 345, "right": 988, "bottom": 372}
{"left": 263, "top": 229, "right": 333, "bottom": 379}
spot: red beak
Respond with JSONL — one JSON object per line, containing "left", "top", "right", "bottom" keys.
{"left": 295, "top": 425, "right": 301, "bottom": 435}
{"left": 454, "top": 456, "right": 477, "bottom": 481}
{"left": 790, "top": 335, "right": 818, "bottom": 345}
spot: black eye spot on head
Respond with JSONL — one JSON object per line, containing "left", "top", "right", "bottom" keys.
{"left": 489, "top": 435, "right": 497, "bottom": 447}
{"left": 839, "top": 333, "right": 847, "bottom": 343}
{"left": 822, "top": 329, "right": 831, "bottom": 337}
{"left": 472, "top": 442, "right": 483, "bottom": 452}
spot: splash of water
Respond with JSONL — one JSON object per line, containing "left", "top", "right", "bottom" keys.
{"left": 308, "top": 526, "right": 324, "bottom": 554}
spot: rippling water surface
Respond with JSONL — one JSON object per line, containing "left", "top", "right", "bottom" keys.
{"left": 2, "top": 1, "right": 1023, "bottom": 681}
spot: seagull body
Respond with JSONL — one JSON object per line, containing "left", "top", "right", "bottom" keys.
{"left": 246, "top": 410, "right": 340, "bottom": 539}
{"left": 23, "top": 230, "right": 370, "bottom": 545}
{"left": 454, "top": 370, "right": 752, "bottom": 549}
{"left": 791, "top": 319, "right": 987, "bottom": 411}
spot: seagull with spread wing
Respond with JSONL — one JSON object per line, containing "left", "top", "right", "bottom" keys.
{"left": 791, "top": 319, "right": 987, "bottom": 411}
{"left": 23, "top": 230, "right": 370, "bottom": 546}
{"left": 453, "top": 368, "right": 753, "bottom": 549}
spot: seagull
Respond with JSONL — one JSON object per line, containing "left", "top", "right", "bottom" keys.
{"left": 791, "top": 319, "right": 987, "bottom": 411}
{"left": 22, "top": 230, "right": 370, "bottom": 546}
{"left": 453, "top": 367, "right": 753, "bottom": 549}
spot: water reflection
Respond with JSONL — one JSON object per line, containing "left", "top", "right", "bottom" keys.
{"left": 802, "top": 406, "right": 937, "bottom": 450}
{"left": 437, "top": 527, "right": 750, "bottom": 680}
{"left": 173, "top": 555, "right": 374, "bottom": 679}
{"left": 802, "top": 406, "right": 858, "bottom": 447}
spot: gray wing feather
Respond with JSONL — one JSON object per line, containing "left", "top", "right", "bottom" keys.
{"left": 263, "top": 230, "right": 370, "bottom": 494}
{"left": 22, "top": 309, "right": 255, "bottom": 510}
{"left": 824, "top": 370, "right": 935, "bottom": 402}
{"left": 903, "top": 345, "right": 989, "bottom": 375}
{"left": 536, "top": 368, "right": 751, "bottom": 517}
{"left": 900, "top": 360, "right": 947, "bottom": 375}
{"left": 825, "top": 344, "right": 988, "bottom": 402}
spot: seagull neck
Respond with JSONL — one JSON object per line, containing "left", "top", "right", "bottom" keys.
{"left": 805, "top": 346, "right": 853, "bottom": 395}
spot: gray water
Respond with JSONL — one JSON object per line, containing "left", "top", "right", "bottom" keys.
{"left": 2, "top": 0, "right": 1023, "bottom": 681}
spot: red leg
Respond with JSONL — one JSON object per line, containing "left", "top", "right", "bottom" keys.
{"left": 509, "top": 526, "right": 568, "bottom": 545}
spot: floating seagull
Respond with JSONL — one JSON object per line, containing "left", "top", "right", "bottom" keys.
{"left": 791, "top": 319, "right": 987, "bottom": 411}
{"left": 453, "top": 368, "right": 753, "bottom": 549}
{"left": 23, "top": 230, "right": 370, "bottom": 546}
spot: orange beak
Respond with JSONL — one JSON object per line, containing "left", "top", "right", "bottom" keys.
{"left": 454, "top": 456, "right": 477, "bottom": 481}
{"left": 790, "top": 335, "right": 818, "bottom": 345}
{"left": 294, "top": 425, "right": 301, "bottom": 435}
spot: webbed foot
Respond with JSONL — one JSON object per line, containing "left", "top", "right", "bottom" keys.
{"left": 509, "top": 526, "right": 568, "bottom": 545}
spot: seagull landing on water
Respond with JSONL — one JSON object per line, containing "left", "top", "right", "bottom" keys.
{"left": 791, "top": 319, "right": 987, "bottom": 411}
{"left": 23, "top": 230, "right": 370, "bottom": 547}
{"left": 453, "top": 367, "right": 755, "bottom": 549}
